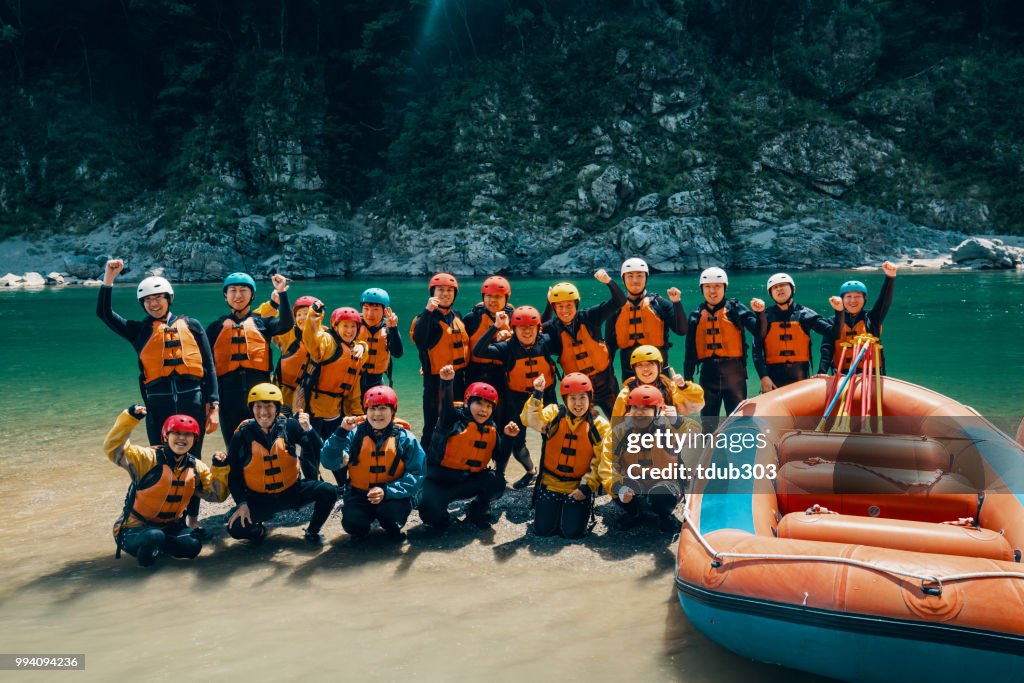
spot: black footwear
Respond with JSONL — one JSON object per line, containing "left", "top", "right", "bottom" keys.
{"left": 137, "top": 544, "right": 161, "bottom": 568}
{"left": 613, "top": 513, "right": 643, "bottom": 531}
{"left": 512, "top": 471, "right": 535, "bottom": 490}
{"left": 250, "top": 522, "right": 267, "bottom": 545}
{"left": 383, "top": 525, "right": 407, "bottom": 543}
{"left": 464, "top": 501, "right": 493, "bottom": 529}
{"left": 190, "top": 526, "right": 208, "bottom": 539}
{"left": 303, "top": 528, "right": 325, "bottom": 545}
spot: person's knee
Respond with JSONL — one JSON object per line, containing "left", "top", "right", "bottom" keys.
{"left": 227, "top": 519, "right": 252, "bottom": 539}
{"left": 341, "top": 513, "right": 371, "bottom": 538}
{"left": 168, "top": 534, "right": 203, "bottom": 559}
{"left": 418, "top": 498, "right": 449, "bottom": 527}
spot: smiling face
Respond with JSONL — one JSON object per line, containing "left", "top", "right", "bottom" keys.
{"left": 469, "top": 398, "right": 494, "bottom": 423}
{"left": 361, "top": 303, "right": 384, "bottom": 327}
{"left": 434, "top": 285, "right": 456, "bottom": 308}
{"left": 366, "top": 404, "right": 394, "bottom": 430}
{"left": 142, "top": 294, "right": 170, "bottom": 319}
{"left": 225, "top": 285, "right": 253, "bottom": 312}
{"left": 702, "top": 283, "right": 725, "bottom": 306}
{"left": 843, "top": 292, "right": 866, "bottom": 315}
{"left": 769, "top": 283, "right": 793, "bottom": 305}
{"left": 553, "top": 300, "right": 577, "bottom": 324}
{"left": 252, "top": 401, "right": 279, "bottom": 430}
{"left": 623, "top": 271, "right": 647, "bottom": 295}
{"left": 514, "top": 325, "right": 539, "bottom": 346}
{"left": 165, "top": 430, "right": 196, "bottom": 456}
{"left": 565, "top": 392, "right": 591, "bottom": 418}
{"left": 335, "top": 320, "right": 359, "bottom": 343}
{"left": 633, "top": 360, "right": 660, "bottom": 384}
{"left": 483, "top": 293, "right": 507, "bottom": 314}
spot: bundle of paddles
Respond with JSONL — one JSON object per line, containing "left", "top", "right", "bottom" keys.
{"left": 97, "top": 257, "right": 897, "bottom": 565}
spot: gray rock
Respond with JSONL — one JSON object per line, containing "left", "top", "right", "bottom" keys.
{"left": 2, "top": 273, "right": 23, "bottom": 287}
{"left": 63, "top": 254, "right": 100, "bottom": 278}
{"left": 589, "top": 166, "right": 634, "bottom": 219}
{"left": 951, "top": 238, "right": 1020, "bottom": 269}
{"left": 46, "top": 272, "right": 66, "bottom": 285}
{"left": 22, "top": 271, "right": 46, "bottom": 287}
{"left": 667, "top": 188, "right": 715, "bottom": 217}
{"left": 618, "top": 215, "right": 729, "bottom": 271}
{"left": 634, "top": 193, "right": 661, "bottom": 213}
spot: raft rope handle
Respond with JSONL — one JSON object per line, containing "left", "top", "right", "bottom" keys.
{"left": 683, "top": 507, "right": 1024, "bottom": 592}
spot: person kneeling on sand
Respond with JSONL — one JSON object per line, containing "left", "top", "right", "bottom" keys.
{"left": 105, "top": 406, "right": 230, "bottom": 567}
{"left": 419, "top": 365, "right": 517, "bottom": 530}
{"left": 321, "top": 386, "right": 424, "bottom": 543}
{"left": 224, "top": 383, "right": 338, "bottom": 545}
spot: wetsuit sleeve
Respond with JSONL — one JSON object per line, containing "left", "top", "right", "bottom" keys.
{"left": 869, "top": 276, "right": 895, "bottom": 329}
{"left": 104, "top": 410, "right": 158, "bottom": 481}
{"left": 438, "top": 379, "right": 457, "bottom": 432}
{"left": 669, "top": 297, "right": 688, "bottom": 335}
{"left": 412, "top": 309, "right": 442, "bottom": 350}
{"left": 295, "top": 418, "right": 324, "bottom": 455}
{"left": 804, "top": 307, "right": 834, "bottom": 337}
{"left": 321, "top": 425, "right": 354, "bottom": 471}
{"left": 580, "top": 416, "right": 613, "bottom": 494}
{"left": 522, "top": 398, "right": 560, "bottom": 433}
{"left": 471, "top": 324, "right": 505, "bottom": 361}
{"left": 302, "top": 310, "right": 337, "bottom": 362}
{"left": 196, "top": 460, "right": 231, "bottom": 503}
{"left": 752, "top": 313, "right": 769, "bottom": 379}
{"left": 96, "top": 285, "right": 140, "bottom": 342}
{"left": 818, "top": 310, "right": 843, "bottom": 374}
{"left": 226, "top": 430, "right": 251, "bottom": 505}
{"left": 262, "top": 291, "right": 293, "bottom": 336}
{"left": 383, "top": 431, "right": 425, "bottom": 500}
{"left": 683, "top": 310, "right": 700, "bottom": 381}
{"left": 594, "top": 280, "right": 628, "bottom": 321}
{"left": 733, "top": 301, "right": 761, "bottom": 335}
{"left": 386, "top": 325, "right": 405, "bottom": 359}
{"left": 190, "top": 318, "right": 220, "bottom": 404}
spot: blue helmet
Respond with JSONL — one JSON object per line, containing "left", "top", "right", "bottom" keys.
{"left": 223, "top": 272, "right": 256, "bottom": 293}
{"left": 839, "top": 280, "right": 867, "bottom": 296}
{"left": 360, "top": 287, "right": 390, "bottom": 308}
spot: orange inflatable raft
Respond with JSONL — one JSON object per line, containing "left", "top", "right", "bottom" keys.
{"left": 675, "top": 377, "right": 1024, "bottom": 681}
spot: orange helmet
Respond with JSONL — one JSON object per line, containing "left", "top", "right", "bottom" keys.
{"left": 481, "top": 276, "right": 511, "bottom": 297}
{"left": 626, "top": 385, "right": 665, "bottom": 407}
{"left": 560, "top": 372, "right": 594, "bottom": 396}
{"left": 429, "top": 272, "right": 459, "bottom": 291}
{"left": 330, "top": 307, "right": 361, "bottom": 325}
{"left": 511, "top": 305, "right": 542, "bottom": 327}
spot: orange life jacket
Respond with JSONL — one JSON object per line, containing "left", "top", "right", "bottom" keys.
{"left": 348, "top": 425, "right": 407, "bottom": 490}
{"left": 358, "top": 322, "right": 391, "bottom": 375}
{"left": 275, "top": 330, "right": 310, "bottom": 391}
{"left": 468, "top": 307, "right": 503, "bottom": 366}
{"left": 557, "top": 322, "right": 610, "bottom": 376}
{"left": 542, "top": 407, "right": 601, "bottom": 482}
{"left": 213, "top": 317, "right": 268, "bottom": 375}
{"left": 614, "top": 296, "right": 666, "bottom": 349}
{"left": 139, "top": 318, "right": 205, "bottom": 384}
{"left": 695, "top": 307, "right": 743, "bottom": 360}
{"left": 126, "top": 451, "right": 197, "bottom": 526}
{"left": 764, "top": 319, "right": 811, "bottom": 364}
{"left": 411, "top": 312, "right": 470, "bottom": 375}
{"left": 240, "top": 422, "right": 299, "bottom": 494}
{"left": 506, "top": 352, "right": 556, "bottom": 394}
{"left": 439, "top": 419, "right": 497, "bottom": 472}
{"left": 833, "top": 318, "right": 880, "bottom": 372}
{"left": 305, "top": 333, "right": 362, "bottom": 418}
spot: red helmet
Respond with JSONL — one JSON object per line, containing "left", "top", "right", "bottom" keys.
{"left": 161, "top": 414, "right": 201, "bottom": 441}
{"left": 464, "top": 382, "right": 499, "bottom": 405}
{"left": 626, "top": 385, "right": 665, "bottom": 408}
{"left": 428, "top": 272, "right": 459, "bottom": 291}
{"left": 293, "top": 295, "right": 321, "bottom": 313}
{"left": 511, "top": 305, "right": 542, "bottom": 327}
{"left": 363, "top": 385, "right": 398, "bottom": 411}
{"left": 481, "top": 276, "right": 511, "bottom": 297}
{"left": 330, "top": 307, "right": 361, "bottom": 326}
{"left": 560, "top": 372, "right": 594, "bottom": 396}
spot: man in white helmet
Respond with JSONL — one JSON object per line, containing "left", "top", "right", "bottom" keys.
{"left": 751, "top": 273, "right": 833, "bottom": 392}
{"left": 606, "top": 257, "right": 687, "bottom": 383}
{"left": 683, "top": 267, "right": 765, "bottom": 418}
{"left": 98, "top": 259, "right": 219, "bottom": 531}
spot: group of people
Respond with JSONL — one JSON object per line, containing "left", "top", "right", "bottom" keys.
{"left": 98, "top": 256, "right": 897, "bottom": 566}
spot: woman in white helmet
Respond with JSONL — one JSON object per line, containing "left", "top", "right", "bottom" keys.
{"left": 606, "top": 257, "right": 687, "bottom": 383}
{"left": 683, "top": 267, "right": 765, "bottom": 418}
{"left": 751, "top": 273, "right": 834, "bottom": 392}
{"left": 97, "top": 258, "right": 220, "bottom": 531}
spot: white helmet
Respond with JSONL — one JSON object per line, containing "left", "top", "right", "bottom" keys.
{"left": 699, "top": 267, "right": 728, "bottom": 288}
{"left": 766, "top": 272, "right": 795, "bottom": 293}
{"left": 620, "top": 257, "right": 650, "bottom": 277}
{"left": 137, "top": 276, "right": 174, "bottom": 301}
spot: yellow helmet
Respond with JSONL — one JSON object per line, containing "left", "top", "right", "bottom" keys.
{"left": 630, "top": 345, "right": 663, "bottom": 367}
{"left": 247, "top": 383, "right": 283, "bottom": 405}
{"left": 548, "top": 282, "right": 580, "bottom": 304}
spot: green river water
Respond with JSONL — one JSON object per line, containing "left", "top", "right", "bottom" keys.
{"left": 1, "top": 268, "right": 1022, "bottom": 681}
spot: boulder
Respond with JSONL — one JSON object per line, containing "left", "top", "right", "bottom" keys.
{"left": 951, "top": 238, "right": 1020, "bottom": 269}
{"left": 22, "top": 271, "right": 46, "bottom": 287}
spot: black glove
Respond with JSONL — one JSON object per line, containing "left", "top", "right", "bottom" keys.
{"left": 127, "top": 404, "right": 146, "bottom": 419}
